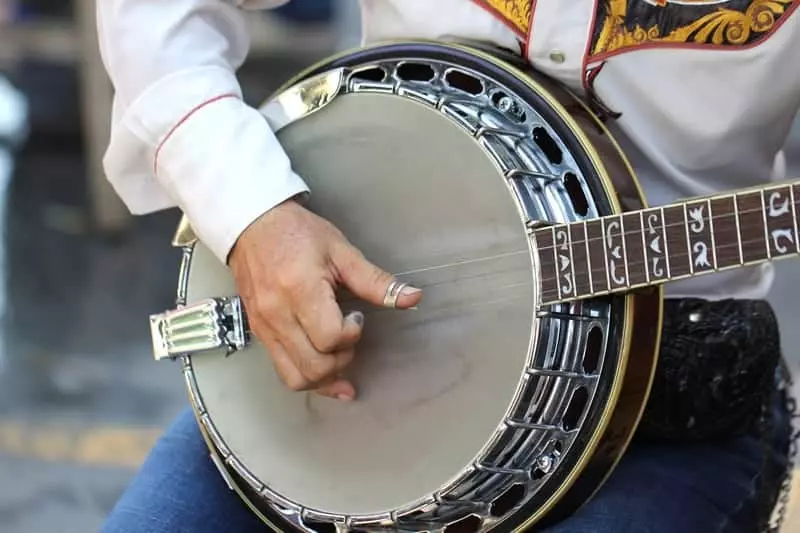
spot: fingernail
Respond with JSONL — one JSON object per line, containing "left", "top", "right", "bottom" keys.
{"left": 337, "top": 393, "right": 354, "bottom": 402}
{"left": 400, "top": 285, "right": 421, "bottom": 296}
{"left": 345, "top": 311, "right": 364, "bottom": 327}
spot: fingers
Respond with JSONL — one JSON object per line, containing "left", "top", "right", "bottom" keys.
{"left": 295, "top": 280, "right": 364, "bottom": 353}
{"left": 338, "top": 311, "right": 364, "bottom": 349}
{"left": 262, "top": 334, "right": 309, "bottom": 393}
{"left": 248, "top": 274, "right": 363, "bottom": 401}
{"left": 228, "top": 201, "right": 420, "bottom": 402}
{"left": 314, "top": 377, "right": 356, "bottom": 401}
{"left": 269, "top": 337, "right": 355, "bottom": 401}
{"left": 330, "top": 241, "right": 423, "bottom": 310}
{"left": 262, "top": 314, "right": 357, "bottom": 394}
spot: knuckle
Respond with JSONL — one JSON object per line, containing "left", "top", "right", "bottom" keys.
{"left": 373, "top": 268, "right": 392, "bottom": 288}
{"left": 284, "top": 373, "right": 310, "bottom": 392}
{"left": 302, "top": 359, "right": 334, "bottom": 384}
{"left": 336, "top": 324, "right": 361, "bottom": 350}
{"left": 322, "top": 221, "right": 346, "bottom": 242}
{"left": 305, "top": 367, "right": 330, "bottom": 385}
{"left": 334, "top": 350, "right": 355, "bottom": 373}
{"left": 312, "top": 330, "right": 342, "bottom": 354}
{"left": 277, "top": 269, "right": 308, "bottom": 294}
{"left": 254, "top": 293, "right": 282, "bottom": 319}
{"left": 315, "top": 340, "right": 338, "bottom": 355}
{"left": 333, "top": 243, "right": 361, "bottom": 272}
{"left": 344, "top": 326, "right": 363, "bottom": 346}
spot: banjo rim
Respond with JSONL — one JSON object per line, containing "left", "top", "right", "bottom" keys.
{"left": 171, "top": 39, "right": 664, "bottom": 532}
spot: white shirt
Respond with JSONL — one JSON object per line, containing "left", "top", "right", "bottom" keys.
{"left": 96, "top": 0, "right": 800, "bottom": 300}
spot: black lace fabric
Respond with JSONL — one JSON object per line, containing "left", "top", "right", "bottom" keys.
{"left": 638, "top": 298, "right": 782, "bottom": 441}
{"left": 635, "top": 298, "right": 798, "bottom": 531}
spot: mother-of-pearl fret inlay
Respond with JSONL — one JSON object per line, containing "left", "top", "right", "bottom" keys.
{"left": 535, "top": 228, "right": 559, "bottom": 303}
{"left": 535, "top": 181, "right": 799, "bottom": 306}
{"left": 603, "top": 217, "right": 628, "bottom": 289}
{"left": 642, "top": 209, "right": 668, "bottom": 280}
{"left": 685, "top": 199, "right": 715, "bottom": 273}
{"left": 764, "top": 185, "right": 797, "bottom": 257}
{"left": 554, "top": 226, "right": 576, "bottom": 298}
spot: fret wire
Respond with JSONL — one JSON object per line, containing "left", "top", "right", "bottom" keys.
{"left": 639, "top": 211, "right": 650, "bottom": 284}
{"left": 683, "top": 204, "right": 694, "bottom": 275}
{"left": 620, "top": 215, "right": 630, "bottom": 286}
{"left": 707, "top": 198, "right": 718, "bottom": 270}
{"left": 661, "top": 207, "right": 671, "bottom": 279}
{"left": 600, "top": 218, "right": 612, "bottom": 291}
{"left": 583, "top": 220, "right": 594, "bottom": 295}
{"left": 733, "top": 192, "right": 744, "bottom": 264}
{"left": 761, "top": 190, "right": 772, "bottom": 259}
{"left": 792, "top": 184, "right": 799, "bottom": 254}
{"left": 533, "top": 202, "right": 797, "bottom": 255}
{"left": 567, "top": 223, "right": 576, "bottom": 297}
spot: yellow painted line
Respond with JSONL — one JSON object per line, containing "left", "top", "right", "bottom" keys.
{"left": 0, "top": 420, "right": 161, "bottom": 469}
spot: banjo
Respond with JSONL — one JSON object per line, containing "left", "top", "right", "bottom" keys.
{"left": 148, "top": 41, "right": 799, "bottom": 532}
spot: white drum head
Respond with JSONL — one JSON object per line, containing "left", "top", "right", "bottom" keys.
{"left": 186, "top": 92, "right": 536, "bottom": 515}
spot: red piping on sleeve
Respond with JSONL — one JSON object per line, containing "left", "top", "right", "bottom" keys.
{"left": 153, "top": 93, "right": 239, "bottom": 177}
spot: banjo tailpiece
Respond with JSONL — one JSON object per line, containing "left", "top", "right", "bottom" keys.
{"left": 148, "top": 41, "right": 798, "bottom": 532}
{"left": 150, "top": 297, "right": 248, "bottom": 361}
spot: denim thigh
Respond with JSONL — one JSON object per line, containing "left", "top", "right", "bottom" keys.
{"left": 102, "top": 394, "right": 791, "bottom": 533}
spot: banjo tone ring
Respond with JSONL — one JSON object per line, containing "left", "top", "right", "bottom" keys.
{"left": 168, "top": 42, "right": 657, "bottom": 533}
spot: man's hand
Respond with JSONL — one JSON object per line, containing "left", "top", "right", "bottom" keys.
{"left": 228, "top": 200, "right": 422, "bottom": 401}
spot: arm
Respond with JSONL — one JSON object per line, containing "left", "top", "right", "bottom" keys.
{"left": 97, "top": 0, "right": 422, "bottom": 400}
{"left": 97, "top": 0, "right": 307, "bottom": 264}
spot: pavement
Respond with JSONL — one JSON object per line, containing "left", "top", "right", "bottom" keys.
{"left": 0, "top": 60, "right": 798, "bottom": 533}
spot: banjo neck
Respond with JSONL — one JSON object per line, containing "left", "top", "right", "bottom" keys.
{"left": 536, "top": 180, "right": 800, "bottom": 305}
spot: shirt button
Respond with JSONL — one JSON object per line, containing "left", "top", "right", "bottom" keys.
{"left": 549, "top": 50, "right": 566, "bottom": 64}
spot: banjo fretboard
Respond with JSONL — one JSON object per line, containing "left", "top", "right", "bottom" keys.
{"left": 536, "top": 181, "right": 800, "bottom": 305}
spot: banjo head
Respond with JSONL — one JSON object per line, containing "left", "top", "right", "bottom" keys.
{"left": 173, "top": 41, "right": 661, "bottom": 532}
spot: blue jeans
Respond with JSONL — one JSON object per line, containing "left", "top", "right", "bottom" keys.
{"left": 102, "top": 392, "right": 792, "bottom": 533}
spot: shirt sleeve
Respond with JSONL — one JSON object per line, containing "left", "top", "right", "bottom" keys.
{"left": 97, "top": 0, "right": 309, "bottom": 264}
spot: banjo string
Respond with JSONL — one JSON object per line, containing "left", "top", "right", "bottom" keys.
{"left": 522, "top": 228, "right": 783, "bottom": 289}
{"left": 371, "top": 204, "right": 792, "bottom": 286}
{"left": 339, "top": 281, "right": 533, "bottom": 318}
{"left": 333, "top": 230, "right": 787, "bottom": 309}
{"left": 533, "top": 203, "right": 795, "bottom": 255}
{"left": 330, "top": 205, "right": 795, "bottom": 308}
{"left": 392, "top": 249, "right": 530, "bottom": 277}
{"left": 384, "top": 203, "right": 786, "bottom": 280}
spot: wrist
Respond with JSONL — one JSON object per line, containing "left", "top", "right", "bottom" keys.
{"left": 228, "top": 194, "right": 307, "bottom": 264}
{"left": 155, "top": 97, "right": 309, "bottom": 264}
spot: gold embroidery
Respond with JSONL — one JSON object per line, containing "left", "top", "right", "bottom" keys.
{"left": 473, "top": 0, "right": 534, "bottom": 36}
{"left": 593, "top": 0, "right": 796, "bottom": 57}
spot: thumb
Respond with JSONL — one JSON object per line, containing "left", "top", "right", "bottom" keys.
{"left": 331, "top": 242, "right": 422, "bottom": 309}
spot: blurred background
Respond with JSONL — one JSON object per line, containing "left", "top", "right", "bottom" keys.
{"left": 0, "top": 1, "right": 796, "bottom": 532}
